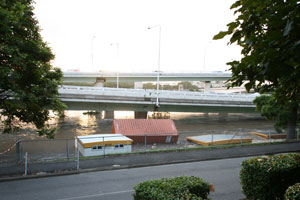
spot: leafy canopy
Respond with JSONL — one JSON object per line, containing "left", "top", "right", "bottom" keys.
{"left": 214, "top": 0, "right": 300, "bottom": 138}
{"left": 0, "top": 0, "right": 65, "bottom": 138}
{"left": 254, "top": 95, "right": 300, "bottom": 133}
{"left": 214, "top": 0, "right": 300, "bottom": 103}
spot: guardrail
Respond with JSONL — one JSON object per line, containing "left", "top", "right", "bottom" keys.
{"left": 58, "top": 85, "right": 259, "bottom": 103}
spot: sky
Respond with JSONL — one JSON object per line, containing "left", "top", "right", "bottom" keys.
{"left": 33, "top": 0, "right": 242, "bottom": 73}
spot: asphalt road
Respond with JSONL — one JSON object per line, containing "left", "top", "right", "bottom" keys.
{"left": 0, "top": 157, "right": 248, "bottom": 200}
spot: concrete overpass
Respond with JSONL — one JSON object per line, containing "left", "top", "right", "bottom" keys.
{"left": 58, "top": 86, "right": 258, "bottom": 116}
{"left": 62, "top": 71, "right": 232, "bottom": 89}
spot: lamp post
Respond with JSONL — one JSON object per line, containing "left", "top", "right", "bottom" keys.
{"left": 203, "top": 41, "right": 212, "bottom": 72}
{"left": 110, "top": 43, "right": 120, "bottom": 88}
{"left": 91, "top": 35, "right": 96, "bottom": 71}
{"left": 148, "top": 25, "right": 161, "bottom": 107}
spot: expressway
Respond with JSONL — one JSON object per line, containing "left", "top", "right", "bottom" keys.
{"left": 62, "top": 71, "right": 232, "bottom": 83}
{"left": 59, "top": 85, "right": 259, "bottom": 113}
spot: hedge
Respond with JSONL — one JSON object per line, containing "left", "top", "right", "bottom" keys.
{"left": 133, "top": 176, "right": 211, "bottom": 200}
{"left": 240, "top": 153, "right": 300, "bottom": 200}
{"left": 285, "top": 183, "right": 300, "bottom": 200}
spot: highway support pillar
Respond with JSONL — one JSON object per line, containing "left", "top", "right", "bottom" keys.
{"left": 105, "top": 111, "right": 114, "bottom": 119}
{"left": 204, "top": 81, "right": 211, "bottom": 93}
{"left": 134, "top": 82, "right": 143, "bottom": 89}
{"left": 134, "top": 111, "right": 148, "bottom": 119}
{"left": 94, "top": 78, "right": 105, "bottom": 87}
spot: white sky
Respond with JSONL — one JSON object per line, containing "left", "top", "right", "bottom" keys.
{"left": 33, "top": 0, "right": 241, "bottom": 73}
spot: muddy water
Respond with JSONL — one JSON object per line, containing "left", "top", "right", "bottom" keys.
{"left": 0, "top": 111, "right": 275, "bottom": 154}
{"left": 53, "top": 111, "right": 274, "bottom": 139}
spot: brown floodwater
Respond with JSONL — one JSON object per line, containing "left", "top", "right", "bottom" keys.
{"left": 0, "top": 111, "right": 275, "bottom": 156}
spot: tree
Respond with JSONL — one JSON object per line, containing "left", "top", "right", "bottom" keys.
{"left": 254, "top": 95, "right": 300, "bottom": 133}
{"left": 0, "top": 0, "right": 65, "bottom": 138}
{"left": 213, "top": 0, "right": 300, "bottom": 139}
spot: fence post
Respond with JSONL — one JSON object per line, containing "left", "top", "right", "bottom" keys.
{"left": 297, "top": 128, "right": 299, "bottom": 140}
{"left": 240, "top": 132, "right": 243, "bottom": 145}
{"left": 76, "top": 144, "right": 80, "bottom": 170}
{"left": 144, "top": 135, "right": 147, "bottom": 152}
{"left": 103, "top": 137, "right": 105, "bottom": 157}
{"left": 66, "top": 139, "right": 69, "bottom": 160}
{"left": 24, "top": 152, "right": 28, "bottom": 176}
{"left": 211, "top": 133, "right": 214, "bottom": 146}
{"left": 269, "top": 130, "right": 271, "bottom": 143}
{"left": 16, "top": 140, "right": 22, "bottom": 163}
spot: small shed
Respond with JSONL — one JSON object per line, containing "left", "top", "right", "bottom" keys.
{"left": 112, "top": 119, "right": 179, "bottom": 144}
{"left": 76, "top": 134, "right": 132, "bottom": 157}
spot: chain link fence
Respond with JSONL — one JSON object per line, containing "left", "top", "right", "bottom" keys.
{"left": 0, "top": 129, "right": 299, "bottom": 177}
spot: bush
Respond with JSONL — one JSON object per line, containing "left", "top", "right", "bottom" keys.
{"left": 133, "top": 176, "right": 211, "bottom": 200}
{"left": 285, "top": 183, "right": 300, "bottom": 200}
{"left": 240, "top": 153, "right": 300, "bottom": 200}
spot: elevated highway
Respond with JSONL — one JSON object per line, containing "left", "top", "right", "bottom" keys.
{"left": 59, "top": 85, "right": 258, "bottom": 113}
{"left": 62, "top": 71, "right": 232, "bottom": 83}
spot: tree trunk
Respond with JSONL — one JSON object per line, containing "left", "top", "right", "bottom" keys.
{"left": 287, "top": 104, "right": 298, "bottom": 140}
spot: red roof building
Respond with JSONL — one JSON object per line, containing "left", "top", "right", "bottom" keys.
{"left": 112, "top": 119, "right": 179, "bottom": 144}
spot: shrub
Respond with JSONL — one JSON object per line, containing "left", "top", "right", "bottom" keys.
{"left": 240, "top": 153, "right": 300, "bottom": 200}
{"left": 133, "top": 176, "right": 211, "bottom": 200}
{"left": 285, "top": 183, "right": 300, "bottom": 200}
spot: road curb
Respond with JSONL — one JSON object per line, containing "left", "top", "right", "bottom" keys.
{"left": 1, "top": 141, "right": 300, "bottom": 182}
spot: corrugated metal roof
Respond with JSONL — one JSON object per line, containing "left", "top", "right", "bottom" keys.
{"left": 112, "top": 119, "right": 178, "bottom": 136}
{"left": 113, "top": 119, "right": 178, "bottom": 135}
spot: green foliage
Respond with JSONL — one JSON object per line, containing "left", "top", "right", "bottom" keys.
{"left": 214, "top": 0, "right": 300, "bottom": 139}
{"left": 104, "top": 82, "right": 134, "bottom": 88}
{"left": 133, "top": 176, "right": 211, "bottom": 200}
{"left": 178, "top": 81, "right": 200, "bottom": 91}
{"left": 240, "top": 153, "right": 300, "bottom": 200}
{"left": 0, "top": 0, "right": 65, "bottom": 137}
{"left": 254, "top": 95, "right": 300, "bottom": 133}
{"left": 285, "top": 183, "right": 300, "bottom": 200}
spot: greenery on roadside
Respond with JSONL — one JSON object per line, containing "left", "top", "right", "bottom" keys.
{"left": 143, "top": 81, "right": 199, "bottom": 91}
{"left": 240, "top": 153, "right": 300, "bottom": 200}
{"left": 104, "top": 82, "right": 134, "bottom": 88}
{"left": 133, "top": 176, "right": 211, "bottom": 200}
{"left": 285, "top": 183, "right": 300, "bottom": 200}
{"left": 0, "top": 0, "right": 65, "bottom": 138}
{"left": 213, "top": 0, "right": 300, "bottom": 140}
{"left": 254, "top": 95, "right": 300, "bottom": 134}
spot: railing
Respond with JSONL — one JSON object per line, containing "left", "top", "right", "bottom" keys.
{"left": 58, "top": 85, "right": 259, "bottom": 103}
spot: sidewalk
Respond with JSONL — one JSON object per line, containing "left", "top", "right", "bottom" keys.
{"left": 1, "top": 141, "right": 300, "bottom": 181}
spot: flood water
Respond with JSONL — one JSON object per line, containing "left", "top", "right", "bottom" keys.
{"left": 0, "top": 111, "right": 275, "bottom": 154}
{"left": 53, "top": 111, "right": 274, "bottom": 139}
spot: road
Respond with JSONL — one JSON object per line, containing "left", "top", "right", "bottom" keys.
{"left": 0, "top": 157, "right": 247, "bottom": 200}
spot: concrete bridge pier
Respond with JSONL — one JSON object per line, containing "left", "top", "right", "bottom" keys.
{"left": 204, "top": 81, "right": 211, "bottom": 93}
{"left": 134, "top": 82, "right": 143, "bottom": 89}
{"left": 95, "top": 111, "right": 104, "bottom": 120}
{"left": 94, "top": 78, "right": 106, "bottom": 87}
{"left": 134, "top": 111, "right": 148, "bottom": 119}
{"left": 104, "top": 111, "right": 114, "bottom": 119}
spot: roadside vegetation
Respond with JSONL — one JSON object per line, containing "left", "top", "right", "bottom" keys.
{"left": 240, "top": 153, "right": 300, "bottom": 200}
{"left": 133, "top": 176, "right": 211, "bottom": 200}
{"left": 0, "top": 0, "right": 65, "bottom": 138}
{"left": 214, "top": 0, "right": 300, "bottom": 139}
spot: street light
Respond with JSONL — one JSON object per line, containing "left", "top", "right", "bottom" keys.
{"left": 148, "top": 25, "right": 161, "bottom": 107}
{"left": 203, "top": 41, "right": 212, "bottom": 72}
{"left": 110, "top": 43, "right": 120, "bottom": 88}
{"left": 91, "top": 35, "right": 96, "bottom": 71}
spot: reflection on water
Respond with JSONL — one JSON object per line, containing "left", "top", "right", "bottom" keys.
{"left": 0, "top": 110, "right": 275, "bottom": 143}
{"left": 53, "top": 111, "right": 274, "bottom": 139}
{"left": 114, "top": 111, "right": 135, "bottom": 119}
